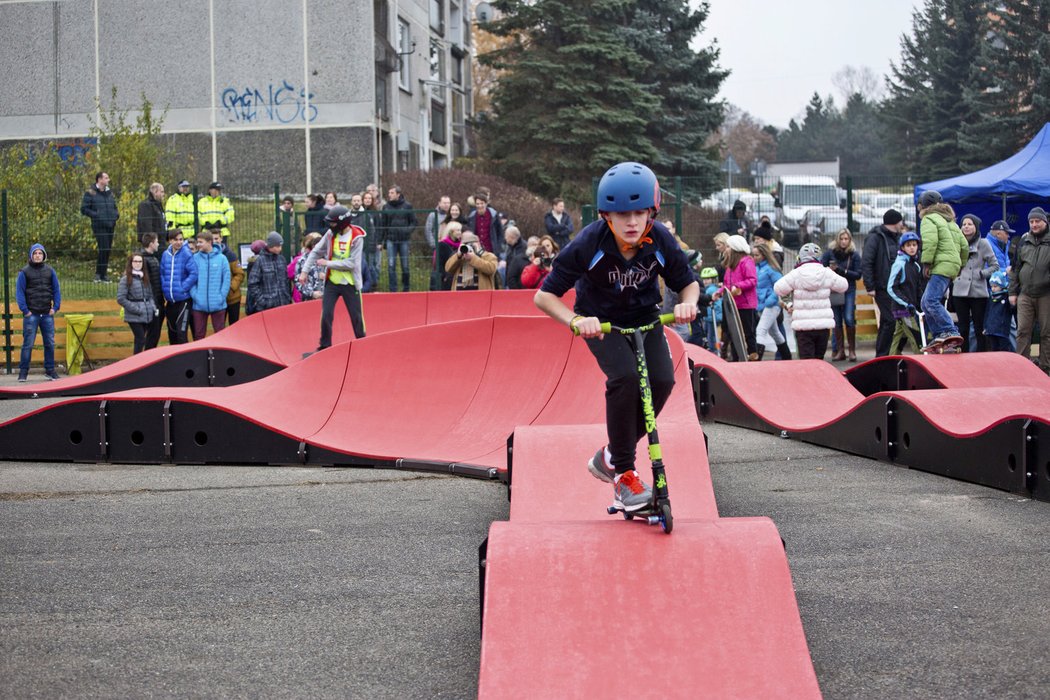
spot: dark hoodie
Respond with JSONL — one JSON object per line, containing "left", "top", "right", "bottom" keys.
{"left": 719, "top": 200, "right": 751, "bottom": 235}
{"left": 16, "top": 243, "right": 61, "bottom": 315}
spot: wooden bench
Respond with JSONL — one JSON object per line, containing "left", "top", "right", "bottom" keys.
{"left": 3, "top": 299, "right": 154, "bottom": 365}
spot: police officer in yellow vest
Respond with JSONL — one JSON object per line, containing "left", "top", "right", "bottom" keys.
{"left": 165, "top": 180, "right": 196, "bottom": 239}
{"left": 299, "top": 205, "right": 367, "bottom": 350}
{"left": 198, "top": 181, "right": 235, "bottom": 241}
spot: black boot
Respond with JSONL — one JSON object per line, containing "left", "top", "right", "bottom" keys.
{"left": 776, "top": 343, "right": 792, "bottom": 360}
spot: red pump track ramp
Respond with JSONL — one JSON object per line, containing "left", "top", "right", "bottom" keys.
{"left": 0, "top": 289, "right": 563, "bottom": 399}
{"left": 0, "top": 312, "right": 821, "bottom": 697}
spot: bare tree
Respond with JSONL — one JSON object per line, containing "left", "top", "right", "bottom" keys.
{"left": 832, "top": 65, "right": 884, "bottom": 103}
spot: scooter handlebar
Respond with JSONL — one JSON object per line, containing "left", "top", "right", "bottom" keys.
{"left": 588, "top": 313, "right": 677, "bottom": 335}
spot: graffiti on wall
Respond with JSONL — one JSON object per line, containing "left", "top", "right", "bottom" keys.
{"left": 220, "top": 81, "right": 319, "bottom": 124}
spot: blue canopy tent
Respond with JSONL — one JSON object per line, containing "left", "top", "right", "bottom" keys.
{"left": 915, "top": 122, "right": 1050, "bottom": 235}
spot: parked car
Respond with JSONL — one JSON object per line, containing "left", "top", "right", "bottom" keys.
{"left": 774, "top": 175, "right": 842, "bottom": 248}
{"left": 798, "top": 209, "right": 882, "bottom": 250}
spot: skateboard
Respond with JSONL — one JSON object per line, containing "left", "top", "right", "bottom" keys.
{"left": 577, "top": 313, "right": 676, "bottom": 534}
{"left": 721, "top": 290, "right": 749, "bottom": 362}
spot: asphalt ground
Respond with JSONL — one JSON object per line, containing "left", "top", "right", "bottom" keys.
{"left": 1, "top": 378, "right": 1049, "bottom": 698}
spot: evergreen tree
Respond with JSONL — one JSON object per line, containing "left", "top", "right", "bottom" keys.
{"left": 625, "top": 0, "right": 727, "bottom": 191}
{"left": 478, "top": 0, "right": 725, "bottom": 199}
{"left": 775, "top": 93, "right": 840, "bottom": 163}
{"left": 882, "top": 0, "right": 983, "bottom": 180}
{"left": 838, "top": 93, "right": 891, "bottom": 178}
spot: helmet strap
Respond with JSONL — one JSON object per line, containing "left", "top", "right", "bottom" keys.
{"left": 603, "top": 210, "right": 656, "bottom": 252}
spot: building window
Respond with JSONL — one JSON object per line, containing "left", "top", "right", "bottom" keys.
{"left": 431, "top": 101, "right": 447, "bottom": 146}
{"left": 451, "top": 52, "right": 463, "bottom": 86}
{"left": 429, "top": 39, "right": 446, "bottom": 102}
{"left": 430, "top": 0, "right": 444, "bottom": 35}
{"left": 398, "top": 17, "right": 412, "bottom": 92}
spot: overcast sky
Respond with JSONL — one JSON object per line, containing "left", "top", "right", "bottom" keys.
{"left": 694, "top": 0, "right": 920, "bottom": 129}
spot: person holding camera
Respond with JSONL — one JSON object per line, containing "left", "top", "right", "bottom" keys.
{"left": 445, "top": 230, "right": 498, "bottom": 291}
{"left": 520, "top": 235, "right": 560, "bottom": 289}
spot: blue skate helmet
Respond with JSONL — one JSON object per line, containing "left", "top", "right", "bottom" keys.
{"left": 990, "top": 270, "right": 1009, "bottom": 288}
{"left": 596, "top": 162, "right": 661, "bottom": 214}
{"left": 899, "top": 232, "right": 920, "bottom": 248}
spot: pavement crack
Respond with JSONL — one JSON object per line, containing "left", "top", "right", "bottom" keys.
{"left": 0, "top": 473, "right": 447, "bottom": 501}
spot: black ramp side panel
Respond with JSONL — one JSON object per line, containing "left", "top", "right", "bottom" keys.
{"left": 0, "top": 401, "right": 102, "bottom": 462}
{"left": 168, "top": 403, "right": 301, "bottom": 465}
{"left": 209, "top": 350, "right": 284, "bottom": 387}
{"left": 105, "top": 400, "right": 169, "bottom": 464}
{"left": 891, "top": 404, "right": 1030, "bottom": 496}
{"left": 797, "top": 397, "right": 891, "bottom": 462}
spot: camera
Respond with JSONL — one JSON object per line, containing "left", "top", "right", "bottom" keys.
{"left": 459, "top": 244, "right": 471, "bottom": 255}
{"left": 539, "top": 254, "right": 552, "bottom": 268}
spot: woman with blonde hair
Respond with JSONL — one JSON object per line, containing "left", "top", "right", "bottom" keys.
{"left": 820, "top": 228, "right": 863, "bottom": 361}
{"left": 751, "top": 242, "right": 790, "bottom": 360}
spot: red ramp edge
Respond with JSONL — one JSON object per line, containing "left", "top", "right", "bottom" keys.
{"left": 478, "top": 518, "right": 821, "bottom": 699}
{"left": 845, "top": 351, "right": 1050, "bottom": 396}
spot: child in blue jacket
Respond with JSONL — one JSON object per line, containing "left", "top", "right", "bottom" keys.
{"left": 534, "top": 162, "right": 699, "bottom": 513}
{"left": 984, "top": 270, "right": 1012, "bottom": 352}
{"left": 701, "top": 267, "right": 722, "bottom": 351}
{"left": 887, "top": 232, "right": 924, "bottom": 353}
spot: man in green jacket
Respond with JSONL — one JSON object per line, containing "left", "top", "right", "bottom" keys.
{"left": 918, "top": 190, "right": 968, "bottom": 349}
{"left": 1009, "top": 207, "right": 1050, "bottom": 373}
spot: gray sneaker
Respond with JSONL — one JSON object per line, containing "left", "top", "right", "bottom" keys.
{"left": 587, "top": 447, "right": 616, "bottom": 484}
{"left": 613, "top": 470, "right": 653, "bottom": 512}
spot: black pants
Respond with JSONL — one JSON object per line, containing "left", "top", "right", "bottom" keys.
{"left": 874, "top": 293, "right": 896, "bottom": 357}
{"left": 318, "top": 283, "right": 365, "bottom": 349}
{"left": 953, "top": 296, "right": 988, "bottom": 352}
{"left": 585, "top": 326, "right": 675, "bottom": 473}
{"left": 165, "top": 299, "right": 191, "bottom": 345}
{"left": 94, "top": 229, "right": 114, "bottom": 280}
{"left": 129, "top": 322, "right": 149, "bottom": 354}
{"left": 226, "top": 300, "right": 240, "bottom": 326}
{"left": 796, "top": 329, "right": 830, "bottom": 360}
{"left": 145, "top": 299, "right": 164, "bottom": 350}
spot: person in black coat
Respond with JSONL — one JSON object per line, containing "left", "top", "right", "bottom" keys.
{"left": 136, "top": 183, "right": 166, "bottom": 240}
{"left": 503, "top": 226, "right": 528, "bottom": 289}
{"left": 303, "top": 194, "right": 327, "bottom": 234}
{"left": 80, "top": 172, "right": 120, "bottom": 282}
{"left": 544, "top": 198, "right": 574, "bottom": 250}
{"left": 862, "top": 209, "right": 908, "bottom": 357}
{"left": 136, "top": 233, "right": 165, "bottom": 350}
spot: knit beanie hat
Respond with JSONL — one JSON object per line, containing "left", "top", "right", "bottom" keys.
{"left": 265, "top": 231, "right": 284, "bottom": 248}
{"left": 883, "top": 209, "right": 904, "bottom": 226}
{"left": 961, "top": 214, "right": 983, "bottom": 232}
{"left": 726, "top": 234, "right": 751, "bottom": 254}
{"left": 1028, "top": 207, "right": 1048, "bottom": 224}
{"left": 250, "top": 239, "right": 266, "bottom": 255}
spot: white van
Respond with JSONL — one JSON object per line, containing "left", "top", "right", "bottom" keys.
{"left": 774, "top": 175, "right": 842, "bottom": 247}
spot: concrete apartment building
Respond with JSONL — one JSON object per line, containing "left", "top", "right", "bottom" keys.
{"left": 0, "top": 0, "right": 475, "bottom": 192}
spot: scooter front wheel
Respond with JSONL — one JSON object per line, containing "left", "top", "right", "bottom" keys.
{"left": 659, "top": 503, "right": 673, "bottom": 534}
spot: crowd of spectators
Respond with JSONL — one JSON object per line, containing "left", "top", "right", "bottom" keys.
{"left": 14, "top": 179, "right": 1046, "bottom": 379}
